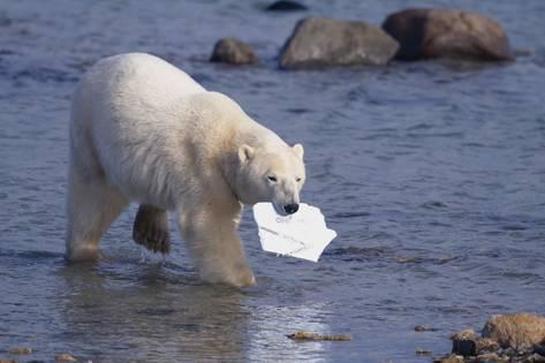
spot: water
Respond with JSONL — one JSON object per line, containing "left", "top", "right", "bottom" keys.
{"left": 1, "top": 1, "right": 544, "bottom": 362}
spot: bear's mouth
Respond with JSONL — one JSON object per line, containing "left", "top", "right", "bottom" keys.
{"left": 272, "top": 202, "right": 289, "bottom": 216}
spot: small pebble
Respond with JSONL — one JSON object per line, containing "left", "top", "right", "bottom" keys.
{"left": 415, "top": 325, "right": 437, "bottom": 332}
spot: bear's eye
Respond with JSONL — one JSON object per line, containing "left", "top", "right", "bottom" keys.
{"left": 267, "top": 176, "right": 277, "bottom": 182}
{"left": 296, "top": 177, "right": 302, "bottom": 182}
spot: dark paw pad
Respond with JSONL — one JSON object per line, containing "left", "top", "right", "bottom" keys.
{"left": 132, "top": 205, "right": 171, "bottom": 254}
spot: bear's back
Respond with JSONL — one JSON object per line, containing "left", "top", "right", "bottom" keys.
{"left": 81, "top": 53, "right": 206, "bottom": 116}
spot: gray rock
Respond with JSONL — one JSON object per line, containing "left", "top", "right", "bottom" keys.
{"left": 382, "top": 8, "right": 514, "bottom": 61}
{"left": 266, "top": 1, "right": 307, "bottom": 11}
{"left": 279, "top": 17, "right": 399, "bottom": 69}
{"left": 210, "top": 38, "right": 258, "bottom": 65}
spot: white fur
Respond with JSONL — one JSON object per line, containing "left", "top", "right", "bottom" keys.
{"left": 66, "top": 53, "right": 305, "bottom": 287}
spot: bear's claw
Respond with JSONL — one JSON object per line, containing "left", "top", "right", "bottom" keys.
{"left": 132, "top": 205, "right": 171, "bottom": 254}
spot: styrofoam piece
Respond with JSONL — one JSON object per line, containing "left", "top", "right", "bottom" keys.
{"left": 252, "top": 202, "right": 337, "bottom": 262}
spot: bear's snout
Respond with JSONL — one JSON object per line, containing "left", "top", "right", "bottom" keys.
{"left": 283, "top": 203, "right": 299, "bottom": 215}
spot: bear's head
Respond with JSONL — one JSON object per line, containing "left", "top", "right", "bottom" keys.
{"left": 235, "top": 143, "right": 305, "bottom": 216}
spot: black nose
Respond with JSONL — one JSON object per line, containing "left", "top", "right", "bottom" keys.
{"left": 284, "top": 203, "right": 299, "bottom": 215}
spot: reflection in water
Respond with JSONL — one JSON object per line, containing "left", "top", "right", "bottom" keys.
{"left": 56, "top": 260, "right": 336, "bottom": 362}
{"left": 247, "top": 303, "right": 331, "bottom": 363}
{"left": 58, "top": 261, "right": 248, "bottom": 362}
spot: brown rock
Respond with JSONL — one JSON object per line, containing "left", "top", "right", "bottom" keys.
{"left": 482, "top": 313, "right": 545, "bottom": 351}
{"left": 56, "top": 353, "right": 78, "bottom": 362}
{"left": 451, "top": 329, "right": 479, "bottom": 341}
{"left": 0, "top": 359, "right": 16, "bottom": 363}
{"left": 210, "top": 38, "right": 258, "bottom": 65}
{"left": 279, "top": 17, "right": 399, "bottom": 69}
{"left": 475, "top": 352, "right": 508, "bottom": 362}
{"left": 287, "top": 330, "right": 352, "bottom": 341}
{"left": 477, "top": 338, "right": 500, "bottom": 353}
{"left": 450, "top": 329, "right": 501, "bottom": 357}
{"left": 382, "top": 8, "right": 514, "bottom": 61}
{"left": 434, "top": 354, "right": 465, "bottom": 363}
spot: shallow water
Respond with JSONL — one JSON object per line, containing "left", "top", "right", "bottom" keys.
{"left": 1, "top": 1, "right": 545, "bottom": 362}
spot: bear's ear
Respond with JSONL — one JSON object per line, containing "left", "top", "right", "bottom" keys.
{"left": 292, "top": 143, "right": 304, "bottom": 160}
{"left": 238, "top": 144, "right": 255, "bottom": 163}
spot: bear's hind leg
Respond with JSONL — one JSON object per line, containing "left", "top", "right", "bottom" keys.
{"left": 132, "top": 205, "right": 171, "bottom": 254}
{"left": 66, "top": 168, "right": 128, "bottom": 261}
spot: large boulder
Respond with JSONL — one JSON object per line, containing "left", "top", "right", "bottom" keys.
{"left": 382, "top": 8, "right": 514, "bottom": 61}
{"left": 482, "top": 313, "right": 545, "bottom": 351}
{"left": 210, "top": 38, "right": 258, "bottom": 65}
{"left": 279, "top": 17, "right": 399, "bottom": 69}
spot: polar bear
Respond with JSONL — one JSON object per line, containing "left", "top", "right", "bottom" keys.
{"left": 66, "top": 53, "right": 305, "bottom": 287}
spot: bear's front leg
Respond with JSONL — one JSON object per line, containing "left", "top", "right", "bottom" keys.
{"left": 178, "top": 206, "right": 255, "bottom": 288}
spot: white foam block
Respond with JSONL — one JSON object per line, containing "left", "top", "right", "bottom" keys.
{"left": 252, "top": 202, "right": 337, "bottom": 262}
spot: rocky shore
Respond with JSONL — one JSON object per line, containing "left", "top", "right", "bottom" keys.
{"left": 210, "top": 3, "right": 515, "bottom": 68}
{"left": 434, "top": 313, "right": 545, "bottom": 363}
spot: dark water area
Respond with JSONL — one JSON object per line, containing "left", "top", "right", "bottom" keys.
{"left": 1, "top": 1, "right": 545, "bottom": 362}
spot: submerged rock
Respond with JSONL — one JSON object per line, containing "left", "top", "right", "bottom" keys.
{"left": 55, "top": 353, "right": 78, "bottom": 362}
{"left": 287, "top": 330, "right": 352, "bottom": 341}
{"left": 279, "top": 17, "right": 399, "bottom": 69}
{"left": 7, "top": 347, "right": 32, "bottom": 355}
{"left": 266, "top": 1, "right": 307, "bottom": 11}
{"left": 416, "top": 347, "right": 433, "bottom": 355}
{"left": 382, "top": 8, "right": 514, "bottom": 61}
{"left": 482, "top": 313, "right": 545, "bottom": 351}
{"left": 210, "top": 38, "right": 258, "bottom": 65}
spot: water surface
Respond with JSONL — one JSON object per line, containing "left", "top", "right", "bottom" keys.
{"left": 1, "top": 1, "right": 545, "bottom": 362}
